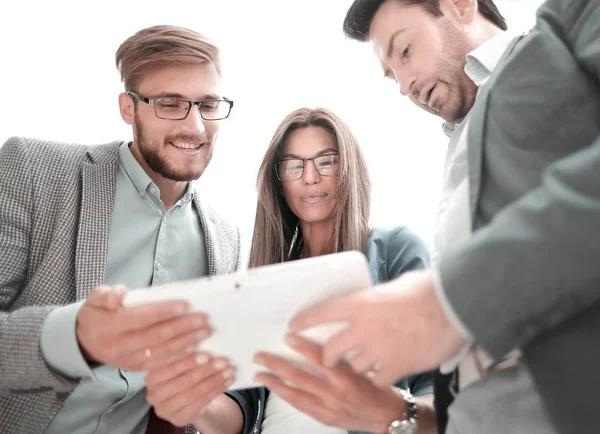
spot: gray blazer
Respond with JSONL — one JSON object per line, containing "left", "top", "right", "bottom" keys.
{"left": 438, "top": 1, "right": 600, "bottom": 432}
{"left": 0, "top": 137, "right": 241, "bottom": 433}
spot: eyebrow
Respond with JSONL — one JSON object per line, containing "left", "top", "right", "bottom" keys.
{"left": 280, "top": 148, "right": 338, "bottom": 159}
{"left": 387, "top": 28, "right": 407, "bottom": 59}
{"left": 383, "top": 68, "right": 395, "bottom": 81}
{"left": 151, "top": 92, "right": 222, "bottom": 101}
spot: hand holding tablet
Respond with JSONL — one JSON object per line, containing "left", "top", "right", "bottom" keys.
{"left": 123, "top": 251, "right": 372, "bottom": 390}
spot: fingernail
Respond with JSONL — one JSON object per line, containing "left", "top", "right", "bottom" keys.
{"left": 284, "top": 334, "right": 298, "bottom": 346}
{"left": 95, "top": 285, "right": 109, "bottom": 293}
{"left": 197, "top": 329, "right": 210, "bottom": 340}
{"left": 288, "top": 318, "right": 300, "bottom": 330}
{"left": 173, "top": 303, "right": 189, "bottom": 316}
{"left": 196, "top": 354, "right": 210, "bottom": 365}
{"left": 253, "top": 356, "right": 265, "bottom": 366}
{"left": 222, "top": 368, "right": 234, "bottom": 379}
{"left": 254, "top": 373, "right": 267, "bottom": 384}
{"left": 186, "top": 344, "right": 196, "bottom": 354}
{"left": 192, "top": 317, "right": 205, "bottom": 327}
{"left": 214, "top": 360, "right": 227, "bottom": 370}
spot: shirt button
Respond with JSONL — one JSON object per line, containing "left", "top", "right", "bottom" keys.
{"left": 156, "top": 262, "right": 162, "bottom": 270}
{"left": 150, "top": 187, "right": 156, "bottom": 194}
{"left": 55, "top": 392, "right": 70, "bottom": 401}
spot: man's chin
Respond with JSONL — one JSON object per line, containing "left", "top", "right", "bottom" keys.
{"left": 152, "top": 163, "right": 206, "bottom": 182}
{"left": 165, "top": 170, "right": 204, "bottom": 182}
{"left": 439, "top": 106, "right": 464, "bottom": 123}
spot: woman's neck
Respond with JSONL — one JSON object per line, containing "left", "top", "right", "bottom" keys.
{"left": 299, "top": 219, "right": 335, "bottom": 258}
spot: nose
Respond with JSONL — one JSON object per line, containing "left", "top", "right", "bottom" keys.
{"left": 181, "top": 106, "right": 206, "bottom": 134}
{"left": 395, "top": 69, "right": 415, "bottom": 97}
{"left": 399, "top": 77, "right": 415, "bottom": 97}
{"left": 302, "top": 160, "right": 320, "bottom": 185}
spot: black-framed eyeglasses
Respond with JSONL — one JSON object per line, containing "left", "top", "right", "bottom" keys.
{"left": 127, "top": 91, "right": 234, "bottom": 121}
{"left": 275, "top": 154, "right": 340, "bottom": 182}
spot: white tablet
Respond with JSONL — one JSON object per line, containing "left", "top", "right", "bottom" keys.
{"left": 123, "top": 250, "right": 372, "bottom": 390}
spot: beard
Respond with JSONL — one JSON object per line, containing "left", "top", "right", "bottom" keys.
{"left": 432, "top": 20, "right": 479, "bottom": 122}
{"left": 133, "top": 116, "right": 214, "bottom": 182}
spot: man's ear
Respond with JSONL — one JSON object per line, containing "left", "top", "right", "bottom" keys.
{"left": 118, "top": 92, "right": 135, "bottom": 126}
{"left": 441, "top": 0, "right": 478, "bottom": 25}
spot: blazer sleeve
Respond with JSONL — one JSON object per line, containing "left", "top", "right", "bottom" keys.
{"left": 0, "top": 137, "right": 79, "bottom": 395}
{"left": 438, "top": 0, "right": 600, "bottom": 359}
{"left": 233, "top": 226, "right": 242, "bottom": 272}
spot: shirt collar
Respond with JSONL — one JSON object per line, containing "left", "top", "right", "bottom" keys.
{"left": 119, "top": 142, "right": 154, "bottom": 196}
{"left": 464, "top": 31, "right": 517, "bottom": 86}
{"left": 179, "top": 183, "right": 196, "bottom": 206}
{"left": 442, "top": 31, "right": 517, "bottom": 137}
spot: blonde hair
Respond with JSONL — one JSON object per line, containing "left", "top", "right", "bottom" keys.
{"left": 115, "top": 25, "right": 220, "bottom": 91}
{"left": 248, "top": 108, "right": 372, "bottom": 267}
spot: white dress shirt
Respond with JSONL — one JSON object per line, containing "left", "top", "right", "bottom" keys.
{"left": 431, "top": 31, "right": 521, "bottom": 389}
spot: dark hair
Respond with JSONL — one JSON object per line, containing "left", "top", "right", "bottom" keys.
{"left": 343, "top": 0, "right": 507, "bottom": 41}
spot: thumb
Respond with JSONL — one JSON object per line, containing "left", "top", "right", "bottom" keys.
{"left": 87, "top": 284, "right": 127, "bottom": 311}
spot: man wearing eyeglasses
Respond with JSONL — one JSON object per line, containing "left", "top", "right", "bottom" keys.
{"left": 0, "top": 25, "right": 262, "bottom": 434}
{"left": 291, "top": 1, "right": 600, "bottom": 433}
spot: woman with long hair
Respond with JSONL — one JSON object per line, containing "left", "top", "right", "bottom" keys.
{"left": 249, "top": 108, "right": 436, "bottom": 434}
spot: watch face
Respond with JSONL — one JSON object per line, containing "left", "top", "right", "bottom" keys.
{"left": 389, "top": 419, "right": 418, "bottom": 434}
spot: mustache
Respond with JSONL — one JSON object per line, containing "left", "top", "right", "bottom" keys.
{"left": 165, "top": 134, "right": 209, "bottom": 144}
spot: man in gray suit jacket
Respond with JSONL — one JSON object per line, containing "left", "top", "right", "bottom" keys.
{"left": 0, "top": 25, "right": 262, "bottom": 434}
{"left": 289, "top": 0, "right": 599, "bottom": 433}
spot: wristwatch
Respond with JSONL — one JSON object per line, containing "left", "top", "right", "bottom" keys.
{"left": 387, "top": 388, "right": 418, "bottom": 434}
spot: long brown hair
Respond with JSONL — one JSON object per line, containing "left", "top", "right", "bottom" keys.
{"left": 248, "top": 108, "right": 371, "bottom": 267}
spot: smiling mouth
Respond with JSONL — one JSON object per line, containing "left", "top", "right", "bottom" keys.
{"left": 169, "top": 141, "right": 204, "bottom": 151}
{"left": 425, "top": 85, "right": 436, "bottom": 104}
{"left": 427, "top": 85, "right": 442, "bottom": 112}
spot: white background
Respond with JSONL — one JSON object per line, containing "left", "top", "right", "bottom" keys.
{"left": 0, "top": 0, "right": 543, "bottom": 260}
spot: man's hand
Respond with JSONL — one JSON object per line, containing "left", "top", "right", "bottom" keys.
{"left": 254, "top": 334, "right": 405, "bottom": 433}
{"left": 144, "top": 352, "right": 236, "bottom": 428}
{"left": 289, "top": 270, "right": 468, "bottom": 387}
{"left": 76, "top": 285, "right": 210, "bottom": 371}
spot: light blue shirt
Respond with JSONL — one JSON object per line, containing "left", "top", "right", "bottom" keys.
{"left": 41, "top": 142, "right": 208, "bottom": 434}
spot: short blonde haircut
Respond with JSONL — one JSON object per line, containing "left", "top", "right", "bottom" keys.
{"left": 115, "top": 25, "right": 220, "bottom": 91}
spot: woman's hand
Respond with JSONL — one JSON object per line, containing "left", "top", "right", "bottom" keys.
{"left": 254, "top": 334, "right": 405, "bottom": 433}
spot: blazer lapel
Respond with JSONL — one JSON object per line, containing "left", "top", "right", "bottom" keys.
{"left": 192, "top": 193, "right": 219, "bottom": 276}
{"left": 467, "top": 35, "right": 525, "bottom": 227}
{"left": 466, "top": 85, "right": 491, "bottom": 226}
{"left": 75, "top": 145, "right": 119, "bottom": 301}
